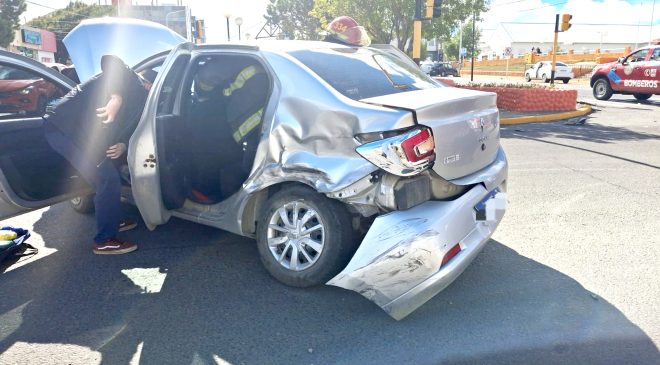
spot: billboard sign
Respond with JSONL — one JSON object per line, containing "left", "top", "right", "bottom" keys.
{"left": 21, "top": 29, "right": 42, "bottom": 46}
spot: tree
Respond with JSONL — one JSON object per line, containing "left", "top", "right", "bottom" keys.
{"left": 266, "top": 0, "right": 487, "bottom": 54}
{"left": 0, "top": 0, "right": 27, "bottom": 48}
{"left": 264, "top": 0, "right": 320, "bottom": 40}
{"left": 27, "top": 2, "right": 114, "bottom": 62}
{"left": 311, "top": 0, "right": 414, "bottom": 49}
{"left": 423, "top": 0, "right": 487, "bottom": 47}
{"left": 444, "top": 19, "right": 481, "bottom": 61}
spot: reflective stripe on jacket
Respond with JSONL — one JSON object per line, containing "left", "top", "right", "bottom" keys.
{"left": 224, "top": 65, "right": 265, "bottom": 143}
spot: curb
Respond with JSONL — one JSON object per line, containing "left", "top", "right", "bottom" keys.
{"left": 500, "top": 104, "right": 593, "bottom": 125}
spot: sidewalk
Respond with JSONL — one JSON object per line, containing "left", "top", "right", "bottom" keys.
{"left": 499, "top": 104, "right": 592, "bottom": 125}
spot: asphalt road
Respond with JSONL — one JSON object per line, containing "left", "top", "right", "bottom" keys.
{"left": 1, "top": 102, "right": 659, "bottom": 364}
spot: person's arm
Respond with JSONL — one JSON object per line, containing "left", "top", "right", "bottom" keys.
{"left": 106, "top": 142, "right": 127, "bottom": 159}
{"left": 96, "top": 93, "right": 123, "bottom": 124}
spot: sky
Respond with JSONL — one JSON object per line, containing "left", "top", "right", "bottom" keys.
{"left": 482, "top": 0, "right": 659, "bottom": 37}
{"left": 23, "top": 0, "right": 271, "bottom": 43}
{"left": 23, "top": 0, "right": 659, "bottom": 44}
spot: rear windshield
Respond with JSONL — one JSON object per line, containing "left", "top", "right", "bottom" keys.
{"left": 290, "top": 47, "right": 441, "bottom": 100}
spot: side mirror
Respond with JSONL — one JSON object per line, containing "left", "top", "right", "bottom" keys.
{"left": 618, "top": 57, "right": 625, "bottom": 64}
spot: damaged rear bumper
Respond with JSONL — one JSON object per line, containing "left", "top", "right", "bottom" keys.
{"left": 327, "top": 183, "right": 507, "bottom": 320}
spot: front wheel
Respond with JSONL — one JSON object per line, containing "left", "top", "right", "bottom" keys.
{"left": 70, "top": 195, "right": 95, "bottom": 214}
{"left": 542, "top": 74, "right": 549, "bottom": 83}
{"left": 256, "top": 186, "right": 356, "bottom": 287}
{"left": 633, "top": 93, "right": 652, "bottom": 101}
{"left": 525, "top": 73, "right": 531, "bottom": 82}
{"left": 592, "top": 78, "right": 613, "bottom": 100}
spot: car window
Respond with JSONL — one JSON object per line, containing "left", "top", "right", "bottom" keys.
{"left": 627, "top": 49, "right": 648, "bottom": 63}
{"left": 290, "top": 48, "right": 440, "bottom": 100}
{"left": 556, "top": 62, "right": 567, "bottom": 67}
{"left": 156, "top": 55, "right": 190, "bottom": 116}
{"left": 651, "top": 48, "right": 660, "bottom": 61}
{"left": 0, "top": 63, "right": 68, "bottom": 120}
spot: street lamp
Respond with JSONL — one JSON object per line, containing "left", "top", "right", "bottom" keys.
{"left": 235, "top": 17, "right": 243, "bottom": 40}
{"left": 223, "top": 11, "right": 231, "bottom": 41}
{"left": 165, "top": 9, "right": 186, "bottom": 31}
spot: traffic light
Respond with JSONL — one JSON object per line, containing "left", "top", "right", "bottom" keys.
{"left": 426, "top": 0, "right": 442, "bottom": 18}
{"left": 197, "top": 19, "right": 205, "bottom": 40}
{"left": 560, "top": 14, "right": 572, "bottom": 32}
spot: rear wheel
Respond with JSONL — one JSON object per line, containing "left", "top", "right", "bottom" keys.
{"left": 70, "top": 195, "right": 94, "bottom": 214}
{"left": 592, "top": 78, "right": 613, "bottom": 100}
{"left": 256, "top": 186, "right": 356, "bottom": 287}
{"left": 562, "top": 79, "right": 569, "bottom": 84}
{"left": 633, "top": 93, "right": 652, "bottom": 101}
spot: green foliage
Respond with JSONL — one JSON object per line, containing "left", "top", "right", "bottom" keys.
{"left": 265, "top": 0, "right": 320, "bottom": 40}
{"left": 0, "top": 0, "right": 27, "bottom": 48}
{"left": 423, "top": 0, "right": 487, "bottom": 45}
{"left": 311, "top": 0, "right": 415, "bottom": 50}
{"left": 265, "top": 0, "right": 487, "bottom": 53}
{"left": 27, "top": 1, "right": 114, "bottom": 62}
{"left": 444, "top": 19, "right": 481, "bottom": 61}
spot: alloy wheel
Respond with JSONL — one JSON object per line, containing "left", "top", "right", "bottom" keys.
{"left": 594, "top": 82, "right": 607, "bottom": 98}
{"left": 267, "top": 201, "right": 325, "bottom": 271}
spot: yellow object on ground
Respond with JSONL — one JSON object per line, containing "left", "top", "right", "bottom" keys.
{"left": 0, "top": 230, "right": 18, "bottom": 240}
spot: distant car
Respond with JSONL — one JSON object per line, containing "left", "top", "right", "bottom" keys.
{"left": 420, "top": 60, "right": 435, "bottom": 75}
{"left": 432, "top": 62, "right": 460, "bottom": 77}
{"left": 0, "top": 66, "right": 60, "bottom": 115}
{"left": 590, "top": 45, "right": 660, "bottom": 101}
{"left": 524, "top": 61, "right": 574, "bottom": 83}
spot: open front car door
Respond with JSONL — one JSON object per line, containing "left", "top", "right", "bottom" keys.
{"left": 128, "top": 43, "right": 193, "bottom": 230}
{"left": 0, "top": 50, "right": 88, "bottom": 221}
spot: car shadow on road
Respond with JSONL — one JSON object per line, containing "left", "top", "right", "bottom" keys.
{"left": 602, "top": 98, "right": 660, "bottom": 108}
{"left": 501, "top": 118, "right": 660, "bottom": 145}
{"left": 0, "top": 204, "right": 657, "bottom": 364}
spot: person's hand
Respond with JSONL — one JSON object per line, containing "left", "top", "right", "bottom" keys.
{"left": 106, "top": 143, "right": 127, "bottom": 159}
{"left": 96, "top": 94, "right": 123, "bottom": 124}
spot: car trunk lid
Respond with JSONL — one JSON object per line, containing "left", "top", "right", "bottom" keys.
{"left": 361, "top": 87, "right": 500, "bottom": 180}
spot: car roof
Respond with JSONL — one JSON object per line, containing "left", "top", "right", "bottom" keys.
{"left": 193, "top": 40, "right": 354, "bottom": 54}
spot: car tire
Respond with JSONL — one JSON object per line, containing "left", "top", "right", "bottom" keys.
{"left": 525, "top": 73, "right": 531, "bottom": 82}
{"left": 70, "top": 195, "right": 95, "bottom": 214}
{"left": 633, "top": 93, "right": 652, "bottom": 101}
{"left": 562, "top": 79, "right": 569, "bottom": 84}
{"left": 542, "top": 74, "right": 549, "bottom": 83}
{"left": 592, "top": 78, "right": 613, "bottom": 100}
{"left": 440, "top": 71, "right": 446, "bottom": 77}
{"left": 256, "top": 185, "right": 356, "bottom": 287}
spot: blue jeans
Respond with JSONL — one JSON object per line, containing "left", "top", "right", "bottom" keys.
{"left": 45, "top": 128, "right": 121, "bottom": 243}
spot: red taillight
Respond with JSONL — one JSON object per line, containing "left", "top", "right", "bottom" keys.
{"left": 401, "top": 128, "right": 435, "bottom": 162}
{"left": 441, "top": 243, "right": 462, "bottom": 267}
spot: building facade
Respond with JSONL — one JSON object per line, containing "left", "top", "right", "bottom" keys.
{"left": 8, "top": 26, "right": 57, "bottom": 63}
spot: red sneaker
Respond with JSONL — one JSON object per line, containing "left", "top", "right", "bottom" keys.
{"left": 118, "top": 219, "right": 138, "bottom": 232}
{"left": 93, "top": 238, "right": 138, "bottom": 255}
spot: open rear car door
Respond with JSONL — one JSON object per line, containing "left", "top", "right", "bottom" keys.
{"left": 0, "top": 51, "right": 85, "bottom": 220}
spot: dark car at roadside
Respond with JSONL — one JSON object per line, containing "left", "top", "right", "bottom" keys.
{"left": 432, "top": 62, "right": 460, "bottom": 77}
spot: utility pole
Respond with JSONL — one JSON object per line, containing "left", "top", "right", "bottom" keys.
{"left": 413, "top": 0, "right": 422, "bottom": 64}
{"left": 551, "top": 13, "right": 572, "bottom": 85}
{"left": 470, "top": 11, "right": 475, "bottom": 81}
{"left": 650, "top": 0, "right": 656, "bottom": 45}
